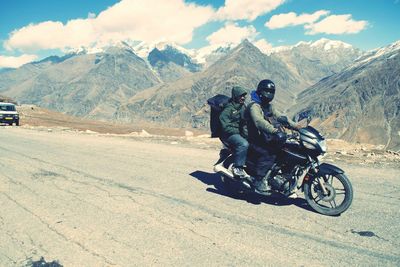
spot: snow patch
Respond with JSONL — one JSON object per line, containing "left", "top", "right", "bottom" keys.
{"left": 134, "top": 41, "right": 195, "bottom": 59}
{"left": 270, "top": 45, "right": 292, "bottom": 53}
{"left": 310, "top": 38, "right": 352, "bottom": 50}
{"left": 270, "top": 38, "right": 353, "bottom": 54}
{"left": 193, "top": 44, "right": 233, "bottom": 64}
{"left": 354, "top": 40, "right": 400, "bottom": 66}
{"left": 295, "top": 40, "right": 312, "bottom": 47}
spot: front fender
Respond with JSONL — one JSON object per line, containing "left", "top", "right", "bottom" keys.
{"left": 317, "top": 163, "right": 344, "bottom": 176}
{"left": 301, "top": 163, "right": 344, "bottom": 188}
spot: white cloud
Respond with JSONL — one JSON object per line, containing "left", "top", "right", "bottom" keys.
{"left": 265, "top": 10, "right": 329, "bottom": 29}
{"left": 206, "top": 23, "right": 258, "bottom": 46}
{"left": 305, "top": 14, "right": 368, "bottom": 35}
{"left": 95, "top": 0, "right": 214, "bottom": 44}
{"left": 254, "top": 39, "right": 273, "bottom": 54}
{"left": 4, "top": 0, "right": 215, "bottom": 53}
{"left": 216, "top": 0, "right": 285, "bottom": 21}
{"left": 88, "top": 12, "right": 96, "bottom": 19}
{"left": 0, "top": 54, "right": 38, "bottom": 68}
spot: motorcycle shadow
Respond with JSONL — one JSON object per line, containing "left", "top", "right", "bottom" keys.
{"left": 190, "top": 170, "right": 315, "bottom": 212}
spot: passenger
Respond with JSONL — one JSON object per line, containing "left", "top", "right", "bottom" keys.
{"left": 219, "top": 86, "right": 250, "bottom": 179}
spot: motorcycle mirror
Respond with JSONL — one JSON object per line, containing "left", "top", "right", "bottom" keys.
{"left": 294, "top": 111, "right": 312, "bottom": 127}
{"left": 306, "top": 116, "right": 312, "bottom": 126}
{"left": 295, "top": 116, "right": 311, "bottom": 127}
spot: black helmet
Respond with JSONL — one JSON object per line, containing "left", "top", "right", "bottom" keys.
{"left": 256, "top": 79, "right": 275, "bottom": 103}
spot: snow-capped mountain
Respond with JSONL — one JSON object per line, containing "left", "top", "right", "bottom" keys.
{"left": 270, "top": 38, "right": 362, "bottom": 84}
{"left": 0, "top": 37, "right": 377, "bottom": 134}
{"left": 147, "top": 43, "right": 201, "bottom": 72}
{"left": 271, "top": 38, "right": 353, "bottom": 53}
{"left": 133, "top": 41, "right": 194, "bottom": 59}
{"left": 122, "top": 39, "right": 310, "bottom": 128}
{"left": 352, "top": 40, "right": 400, "bottom": 67}
{"left": 132, "top": 41, "right": 201, "bottom": 81}
{"left": 193, "top": 43, "right": 235, "bottom": 66}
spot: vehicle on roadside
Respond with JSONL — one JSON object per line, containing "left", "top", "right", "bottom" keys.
{"left": 0, "top": 102, "right": 19, "bottom": 126}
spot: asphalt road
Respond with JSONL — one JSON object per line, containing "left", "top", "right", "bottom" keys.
{"left": 0, "top": 127, "right": 399, "bottom": 266}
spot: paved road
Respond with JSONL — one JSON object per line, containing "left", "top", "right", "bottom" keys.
{"left": 0, "top": 127, "right": 399, "bottom": 266}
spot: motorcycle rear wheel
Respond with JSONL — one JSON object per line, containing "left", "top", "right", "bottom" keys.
{"left": 304, "top": 173, "right": 353, "bottom": 216}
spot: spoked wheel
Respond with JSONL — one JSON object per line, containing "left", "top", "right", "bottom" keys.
{"left": 304, "top": 173, "right": 353, "bottom": 216}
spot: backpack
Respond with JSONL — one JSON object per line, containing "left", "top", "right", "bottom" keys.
{"left": 207, "top": 94, "right": 230, "bottom": 138}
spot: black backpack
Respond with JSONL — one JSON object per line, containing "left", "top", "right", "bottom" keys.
{"left": 207, "top": 94, "right": 230, "bottom": 138}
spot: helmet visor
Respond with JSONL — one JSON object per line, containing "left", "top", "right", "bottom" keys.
{"left": 260, "top": 91, "right": 275, "bottom": 102}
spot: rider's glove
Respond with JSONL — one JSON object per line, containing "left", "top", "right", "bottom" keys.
{"left": 274, "top": 131, "right": 287, "bottom": 143}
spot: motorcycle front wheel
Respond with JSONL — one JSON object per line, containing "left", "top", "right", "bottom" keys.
{"left": 304, "top": 173, "right": 353, "bottom": 216}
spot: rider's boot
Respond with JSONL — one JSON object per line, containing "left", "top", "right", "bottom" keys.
{"left": 232, "top": 166, "right": 250, "bottom": 179}
{"left": 253, "top": 168, "right": 272, "bottom": 193}
{"left": 254, "top": 177, "right": 271, "bottom": 193}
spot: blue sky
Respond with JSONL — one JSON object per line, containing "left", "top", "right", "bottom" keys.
{"left": 1, "top": 0, "right": 399, "bottom": 68}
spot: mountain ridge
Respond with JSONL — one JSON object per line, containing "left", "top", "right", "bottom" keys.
{"left": 0, "top": 38, "right": 380, "bottom": 146}
{"left": 289, "top": 41, "right": 400, "bottom": 150}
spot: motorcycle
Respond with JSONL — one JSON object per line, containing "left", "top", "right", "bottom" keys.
{"left": 213, "top": 121, "right": 353, "bottom": 216}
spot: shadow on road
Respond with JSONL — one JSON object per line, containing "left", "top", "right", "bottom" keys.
{"left": 190, "top": 170, "right": 316, "bottom": 213}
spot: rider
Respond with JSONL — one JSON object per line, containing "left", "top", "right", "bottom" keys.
{"left": 245, "top": 79, "right": 299, "bottom": 192}
{"left": 219, "top": 86, "right": 250, "bottom": 179}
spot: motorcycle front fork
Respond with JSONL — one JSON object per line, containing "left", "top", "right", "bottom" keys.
{"left": 317, "top": 177, "right": 329, "bottom": 195}
{"left": 307, "top": 158, "right": 328, "bottom": 195}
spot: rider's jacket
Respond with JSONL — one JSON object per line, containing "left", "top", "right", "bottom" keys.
{"left": 219, "top": 86, "right": 248, "bottom": 139}
{"left": 245, "top": 90, "right": 296, "bottom": 146}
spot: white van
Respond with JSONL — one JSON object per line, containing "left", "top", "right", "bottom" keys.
{"left": 0, "top": 102, "right": 19, "bottom": 126}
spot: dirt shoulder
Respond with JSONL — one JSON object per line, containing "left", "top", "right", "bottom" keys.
{"left": 14, "top": 104, "right": 400, "bottom": 169}
{"left": 16, "top": 104, "right": 206, "bottom": 136}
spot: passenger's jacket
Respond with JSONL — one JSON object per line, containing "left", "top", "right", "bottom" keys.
{"left": 219, "top": 87, "right": 247, "bottom": 138}
{"left": 245, "top": 90, "right": 296, "bottom": 145}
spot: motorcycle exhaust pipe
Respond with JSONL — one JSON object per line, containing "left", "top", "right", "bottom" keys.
{"left": 213, "top": 164, "right": 234, "bottom": 178}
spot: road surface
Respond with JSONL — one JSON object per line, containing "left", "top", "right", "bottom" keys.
{"left": 0, "top": 127, "right": 399, "bottom": 266}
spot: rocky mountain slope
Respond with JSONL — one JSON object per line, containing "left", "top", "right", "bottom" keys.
{"left": 133, "top": 42, "right": 201, "bottom": 82}
{"left": 0, "top": 58, "right": 59, "bottom": 93}
{"left": 289, "top": 41, "right": 400, "bottom": 151}
{"left": 120, "top": 40, "right": 308, "bottom": 128}
{"left": 0, "top": 94, "right": 17, "bottom": 104}
{"left": 0, "top": 39, "right": 362, "bottom": 129}
{"left": 148, "top": 44, "right": 201, "bottom": 72}
{"left": 1, "top": 47, "right": 162, "bottom": 120}
{"left": 147, "top": 45, "right": 200, "bottom": 82}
